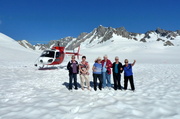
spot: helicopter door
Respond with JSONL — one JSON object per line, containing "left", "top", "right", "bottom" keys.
{"left": 56, "top": 52, "right": 60, "bottom": 58}
{"left": 55, "top": 52, "right": 60, "bottom": 62}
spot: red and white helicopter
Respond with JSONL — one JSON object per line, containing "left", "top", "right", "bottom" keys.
{"left": 34, "top": 45, "right": 81, "bottom": 70}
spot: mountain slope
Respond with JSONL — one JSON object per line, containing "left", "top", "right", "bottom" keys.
{"left": 0, "top": 33, "right": 39, "bottom": 64}
{"left": 17, "top": 40, "right": 35, "bottom": 50}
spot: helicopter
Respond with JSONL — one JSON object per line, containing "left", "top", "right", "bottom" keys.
{"left": 34, "top": 45, "right": 81, "bottom": 70}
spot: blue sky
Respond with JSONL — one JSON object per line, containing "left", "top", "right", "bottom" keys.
{"left": 0, "top": 0, "right": 180, "bottom": 44}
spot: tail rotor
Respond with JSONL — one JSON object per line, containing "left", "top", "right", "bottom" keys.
{"left": 77, "top": 46, "right": 81, "bottom": 59}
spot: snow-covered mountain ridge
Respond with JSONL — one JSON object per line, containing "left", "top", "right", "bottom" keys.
{"left": 64, "top": 26, "right": 180, "bottom": 50}
{"left": 16, "top": 26, "right": 180, "bottom": 50}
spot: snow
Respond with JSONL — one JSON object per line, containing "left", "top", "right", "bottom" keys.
{"left": 65, "top": 38, "right": 77, "bottom": 48}
{"left": 171, "top": 36, "right": 180, "bottom": 46}
{"left": 18, "top": 40, "right": 32, "bottom": 49}
{"left": 1, "top": 33, "right": 180, "bottom": 119}
{"left": 134, "top": 34, "right": 145, "bottom": 41}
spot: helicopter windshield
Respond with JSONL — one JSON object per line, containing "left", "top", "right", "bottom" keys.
{"left": 40, "top": 51, "right": 55, "bottom": 58}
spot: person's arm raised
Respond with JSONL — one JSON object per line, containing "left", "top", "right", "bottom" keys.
{"left": 132, "top": 60, "right": 136, "bottom": 66}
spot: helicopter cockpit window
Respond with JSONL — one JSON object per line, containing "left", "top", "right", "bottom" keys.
{"left": 56, "top": 52, "right": 60, "bottom": 58}
{"left": 41, "top": 51, "right": 55, "bottom": 58}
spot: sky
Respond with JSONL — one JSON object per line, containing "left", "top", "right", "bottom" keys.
{"left": 0, "top": 0, "right": 180, "bottom": 44}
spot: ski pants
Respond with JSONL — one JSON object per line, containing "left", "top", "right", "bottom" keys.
{"left": 80, "top": 74, "right": 90, "bottom": 88}
{"left": 93, "top": 74, "right": 102, "bottom": 90}
{"left": 102, "top": 72, "right": 111, "bottom": 88}
{"left": 69, "top": 73, "right": 77, "bottom": 89}
{"left": 113, "top": 73, "right": 121, "bottom": 90}
{"left": 124, "top": 75, "right": 135, "bottom": 90}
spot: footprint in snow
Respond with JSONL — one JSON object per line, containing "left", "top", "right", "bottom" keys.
{"left": 70, "top": 106, "right": 80, "bottom": 114}
{"left": 86, "top": 102, "right": 94, "bottom": 107}
{"left": 108, "top": 91, "right": 115, "bottom": 96}
{"left": 97, "top": 93, "right": 105, "bottom": 98}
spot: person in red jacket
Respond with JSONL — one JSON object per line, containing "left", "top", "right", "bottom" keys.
{"left": 101, "top": 55, "right": 112, "bottom": 90}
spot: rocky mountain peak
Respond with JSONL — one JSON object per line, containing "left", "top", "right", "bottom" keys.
{"left": 176, "top": 30, "right": 180, "bottom": 35}
{"left": 77, "top": 32, "right": 88, "bottom": 40}
{"left": 155, "top": 28, "right": 177, "bottom": 39}
{"left": 115, "top": 27, "right": 131, "bottom": 39}
{"left": 96, "top": 25, "right": 108, "bottom": 37}
{"left": 155, "top": 28, "right": 166, "bottom": 34}
{"left": 116, "top": 27, "right": 126, "bottom": 31}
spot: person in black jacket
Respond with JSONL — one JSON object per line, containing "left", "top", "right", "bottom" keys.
{"left": 112, "top": 56, "right": 123, "bottom": 90}
{"left": 67, "top": 55, "right": 79, "bottom": 90}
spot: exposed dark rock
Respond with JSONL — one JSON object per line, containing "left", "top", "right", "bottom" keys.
{"left": 88, "top": 30, "right": 98, "bottom": 43}
{"left": 100, "top": 31, "right": 113, "bottom": 43}
{"left": 59, "top": 37, "right": 74, "bottom": 47}
{"left": 140, "top": 38, "right": 146, "bottom": 42}
{"left": 145, "top": 30, "right": 154, "bottom": 34}
{"left": 96, "top": 25, "right": 108, "bottom": 38}
{"left": 115, "top": 27, "right": 131, "bottom": 39}
{"left": 65, "top": 38, "right": 79, "bottom": 50}
{"left": 157, "top": 38, "right": 165, "bottom": 42}
{"left": 99, "top": 27, "right": 114, "bottom": 43}
{"left": 177, "top": 30, "right": 180, "bottom": 35}
{"left": 166, "top": 32, "right": 177, "bottom": 39}
{"left": 133, "top": 38, "right": 138, "bottom": 41}
{"left": 144, "top": 31, "right": 154, "bottom": 39}
{"left": 130, "top": 32, "right": 140, "bottom": 36}
{"left": 77, "top": 32, "right": 88, "bottom": 40}
{"left": 155, "top": 28, "right": 177, "bottom": 39}
{"left": 87, "top": 26, "right": 108, "bottom": 44}
{"left": 144, "top": 34, "right": 151, "bottom": 39}
{"left": 155, "top": 28, "right": 168, "bottom": 37}
{"left": 164, "top": 41, "right": 174, "bottom": 46}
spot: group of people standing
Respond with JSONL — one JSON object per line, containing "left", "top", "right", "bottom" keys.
{"left": 67, "top": 55, "right": 136, "bottom": 91}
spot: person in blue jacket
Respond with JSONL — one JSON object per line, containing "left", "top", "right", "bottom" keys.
{"left": 92, "top": 57, "right": 102, "bottom": 91}
{"left": 123, "top": 59, "right": 136, "bottom": 91}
